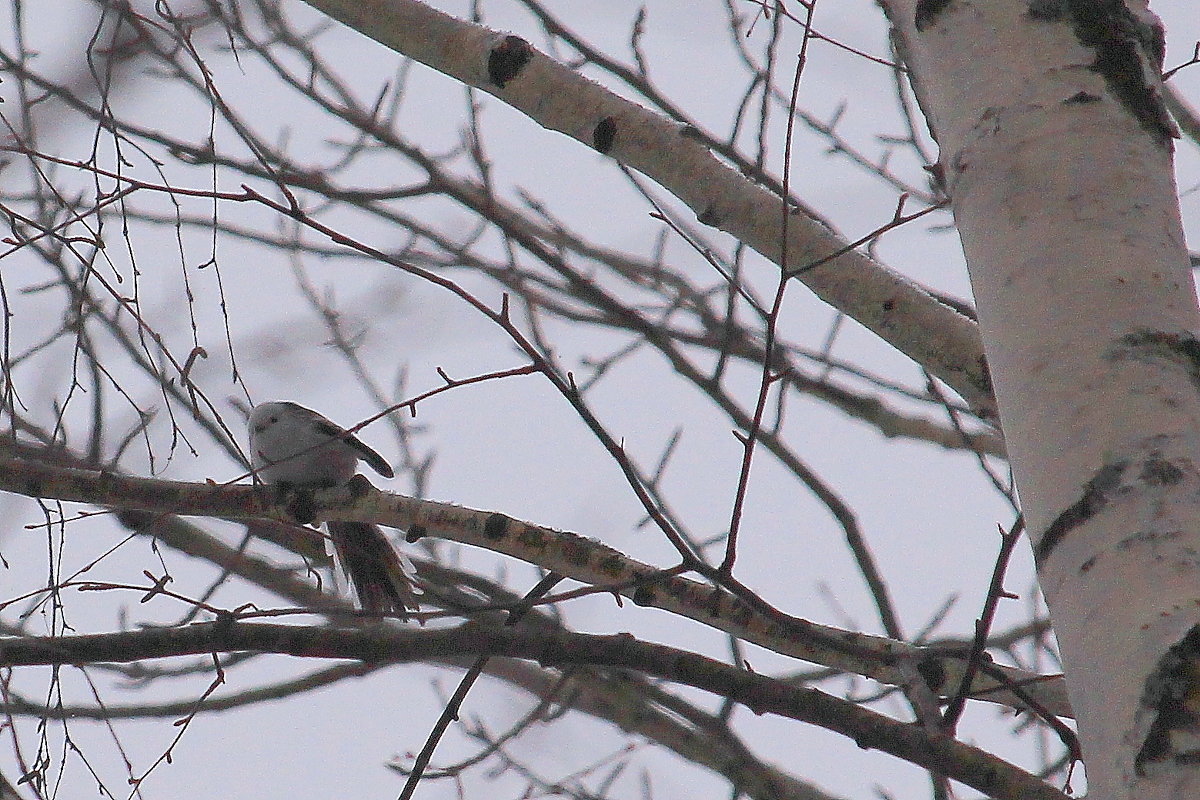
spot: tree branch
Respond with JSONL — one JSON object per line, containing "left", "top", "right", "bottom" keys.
{"left": 0, "top": 620, "right": 1067, "bottom": 800}
{"left": 295, "top": 0, "right": 994, "bottom": 416}
{"left": 0, "top": 455, "right": 1069, "bottom": 718}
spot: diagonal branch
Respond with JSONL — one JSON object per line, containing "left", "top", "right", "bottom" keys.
{"left": 296, "top": 0, "right": 994, "bottom": 416}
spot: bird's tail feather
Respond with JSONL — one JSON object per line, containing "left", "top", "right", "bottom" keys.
{"left": 327, "top": 521, "right": 420, "bottom": 619}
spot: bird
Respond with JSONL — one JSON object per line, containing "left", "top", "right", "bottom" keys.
{"left": 248, "top": 401, "right": 419, "bottom": 618}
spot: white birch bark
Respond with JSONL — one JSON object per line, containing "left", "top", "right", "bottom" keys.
{"left": 888, "top": 0, "right": 1200, "bottom": 796}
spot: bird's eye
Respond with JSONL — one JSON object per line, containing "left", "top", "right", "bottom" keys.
{"left": 269, "top": 416, "right": 278, "bottom": 424}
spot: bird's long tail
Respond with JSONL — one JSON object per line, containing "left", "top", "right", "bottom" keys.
{"left": 327, "top": 521, "right": 420, "bottom": 619}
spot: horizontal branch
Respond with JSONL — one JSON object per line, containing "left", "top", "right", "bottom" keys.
{"left": 0, "top": 620, "right": 1066, "bottom": 800}
{"left": 0, "top": 456, "right": 1068, "bottom": 717}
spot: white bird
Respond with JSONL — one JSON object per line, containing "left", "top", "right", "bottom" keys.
{"left": 249, "top": 401, "right": 419, "bottom": 618}
{"left": 248, "top": 401, "right": 394, "bottom": 486}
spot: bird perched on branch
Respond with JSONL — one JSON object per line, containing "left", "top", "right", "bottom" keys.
{"left": 248, "top": 401, "right": 419, "bottom": 618}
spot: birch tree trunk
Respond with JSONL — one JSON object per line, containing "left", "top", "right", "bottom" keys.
{"left": 888, "top": 0, "right": 1200, "bottom": 796}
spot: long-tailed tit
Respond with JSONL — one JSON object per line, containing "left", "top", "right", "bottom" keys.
{"left": 249, "top": 401, "right": 419, "bottom": 618}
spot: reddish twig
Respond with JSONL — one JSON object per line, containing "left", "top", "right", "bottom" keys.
{"left": 398, "top": 572, "right": 564, "bottom": 800}
{"left": 942, "top": 516, "right": 1025, "bottom": 730}
{"left": 721, "top": 0, "right": 819, "bottom": 575}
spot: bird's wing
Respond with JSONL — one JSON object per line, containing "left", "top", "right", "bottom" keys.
{"left": 314, "top": 418, "right": 395, "bottom": 479}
